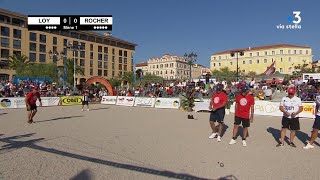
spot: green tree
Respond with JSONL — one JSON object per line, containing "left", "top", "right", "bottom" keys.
{"left": 136, "top": 69, "right": 143, "bottom": 80}
{"left": 108, "top": 78, "right": 122, "bottom": 88}
{"left": 8, "top": 54, "right": 30, "bottom": 74}
{"left": 184, "top": 52, "right": 197, "bottom": 80}
{"left": 292, "top": 60, "right": 314, "bottom": 77}
{"left": 211, "top": 67, "right": 237, "bottom": 82}
{"left": 66, "top": 58, "right": 85, "bottom": 85}
{"left": 142, "top": 73, "right": 164, "bottom": 83}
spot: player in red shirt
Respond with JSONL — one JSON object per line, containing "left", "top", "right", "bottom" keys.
{"left": 208, "top": 84, "right": 228, "bottom": 142}
{"left": 25, "top": 86, "right": 42, "bottom": 124}
{"left": 229, "top": 86, "right": 254, "bottom": 147}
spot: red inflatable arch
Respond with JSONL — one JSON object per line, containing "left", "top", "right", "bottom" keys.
{"left": 85, "top": 76, "right": 114, "bottom": 96}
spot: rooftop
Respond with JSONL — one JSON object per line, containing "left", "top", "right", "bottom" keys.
{"left": 212, "top": 44, "right": 311, "bottom": 55}
{"left": 136, "top": 62, "right": 148, "bottom": 67}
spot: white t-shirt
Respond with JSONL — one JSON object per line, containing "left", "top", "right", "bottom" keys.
{"left": 280, "top": 96, "right": 302, "bottom": 118}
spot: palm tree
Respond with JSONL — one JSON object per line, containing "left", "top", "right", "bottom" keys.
{"left": 8, "top": 54, "right": 30, "bottom": 74}
{"left": 121, "top": 71, "right": 134, "bottom": 89}
{"left": 184, "top": 52, "right": 197, "bottom": 81}
{"left": 65, "top": 58, "right": 85, "bottom": 85}
{"left": 136, "top": 69, "right": 143, "bottom": 80}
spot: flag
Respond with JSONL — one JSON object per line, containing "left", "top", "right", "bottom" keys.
{"left": 264, "top": 61, "right": 276, "bottom": 76}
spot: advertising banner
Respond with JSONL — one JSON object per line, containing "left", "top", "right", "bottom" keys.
{"left": 134, "top": 97, "right": 156, "bottom": 107}
{"left": 0, "top": 97, "right": 60, "bottom": 109}
{"left": 60, "top": 96, "right": 83, "bottom": 106}
{"left": 116, "top": 96, "right": 135, "bottom": 106}
{"left": 154, "top": 98, "right": 180, "bottom": 109}
{"left": 101, "top": 96, "right": 117, "bottom": 105}
{"left": 230, "top": 101, "right": 315, "bottom": 119}
{"left": 303, "top": 73, "right": 320, "bottom": 81}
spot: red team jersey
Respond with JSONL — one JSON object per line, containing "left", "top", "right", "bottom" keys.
{"left": 235, "top": 94, "right": 255, "bottom": 119}
{"left": 211, "top": 92, "right": 228, "bottom": 109}
{"left": 26, "top": 92, "right": 40, "bottom": 105}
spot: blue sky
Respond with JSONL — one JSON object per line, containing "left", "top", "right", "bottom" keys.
{"left": 1, "top": 0, "right": 319, "bottom": 66}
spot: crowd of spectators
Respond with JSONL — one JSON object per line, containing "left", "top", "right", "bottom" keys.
{"left": 1, "top": 76, "right": 319, "bottom": 102}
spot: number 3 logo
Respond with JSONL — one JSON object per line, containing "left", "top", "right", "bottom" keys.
{"left": 293, "top": 11, "right": 301, "bottom": 24}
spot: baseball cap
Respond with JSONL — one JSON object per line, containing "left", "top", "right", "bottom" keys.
{"left": 217, "top": 84, "right": 224, "bottom": 91}
{"left": 241, "top": 86, "right": 249, "bottom": 92}
{"left": 288, "top": 87, "right": 295, "bottom": 95}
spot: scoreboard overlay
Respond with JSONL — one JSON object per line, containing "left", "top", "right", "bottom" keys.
{"left": 28, "top": 15, "right": 112, "bottom": 31}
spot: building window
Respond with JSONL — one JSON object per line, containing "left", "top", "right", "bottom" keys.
{"left": 1, "top": 37, "right": 9, "bottom": 47}
{"left": 257, "top": 59, "right": 260, "bottom": 64}
{"left": 80, "top": 51, "right": 85, "bottom": 58}
{"left": 219, "top": 63, "right": 221, "bottom": 66}
{"left": 53, "top": 37, "right": 57, "bottom": 45}
{"left": 289, "top": 57, "right": 291, "bottom": 62}
{"left": 257, "top": 52, "right": 260, "bottom": 56}
{"left": 230, "top": 62, "right": 233, "bottom": 65}
{"left": 160, "top": 64, "right": 163, "bottom": 68}
{"left": 13, "top": 39, "right": 21, "bottom": 49}
{"left": 124, "top": 58, "right": 127, "bottom": 64}
{"left": 119, "top": 50, "right": 123, "bottom": 56}
{"left": 1, "top": 49, "right": 9, "bottom": 58}
{"left": 112, "top": 56, "right": 115, "bottom": 63}
{"left": 243, "top": 61, "right": 245, "bottom": 64}
{"left": 112, "top": 48, "right": 115, "bottom": 55}
{"left": 104, "top": 70, "right": 108, "bottom": 76}
{"left": 213, "top": 57, "right": 216, "bottom": 60}
{"left": 13, "top": 29, "right": 21, "bottom": 39}
{"left": 30, "top": 32, "right": 37, "bottom": 41}
{"left": 1, "top": 26, "right": 10, "bottom": 37}
{"left": 306, "top": 50, "right": 309, "bottom": 54}
{"left": 280, "top": 50, "right": 283, "bottom": 54}
{"left": 119, "top": 64, "right": 122, "bottom": 70}
{"left": 63, "top": 39, "right": 67, "bottom": 46}
{"left": 98, "top": 69, "right": 102, "bottom": 76}
{"left": 104, "top": 62, "right": 108, "bottom": 69}
{"left": 98, "top": 46, "right": 102, "bottom": 52}
{"left": 90, "top": 44, "right": 93, "bottom": 51}
{"left": 249, "top": 60, "right": 252, "bottom": 64}
{"left": 112, "top": 71, "right": 115, "bottom": 77}
{"left": 29, "top": 53, "right": 36, "bottom": 62}
{"left": 90, "top": 69, "right": 93, "bottom": 75}
{"left": 98, "top": 61, "right": 102, "bottom": 68}
{"left": 156, "top": 65, "right": 159, "bottom": 68}
{"left": 104, "top": 54, "right": 108, "bottom": 61}
{"left": 80, "top": 42, "right": 85, "bottom": 50}
{"left": 124, "top": 51, "right": 127, "bottom": 57}
{"left": 280, "top": 68, "right": 283, "bottom": 72}
{"left": 39, "top": 54, "right": 46, "bottom": 62}
{"left": 124, "top": 65, "right": 127, "bottom": 71}
{"left": 294, "top": 50, "right": 297, "bottom": 54}
{"left": 264, "top": 51, "right": 267, "bottom": 56}
{"left": 272, "top": 51, "right": 275, "bottom": 55}
{"left": 13, "top": 51, "right": 21, "bottom": 56}
{"left": 104, "top": 47, "right": 108, "bottom": 53}
{"left": 280, "top": 58, "right": 283, "bottom": 62}
{"left": 112, "top": 63, "right": 115, "bottom": 70}
{"left": 272, "top": 58, "right": 274, "bottom": 62}
{"left": 288, "top": 50, "right": 291, "bottom": 54}
{"left": 264, "top": 59, "right": 267, "bottom": 63}
{"left": 300, "top": 50, "right": 302, "bottom": 54}
{"left": 90, "top": 60, "right": 93, "bottom": 67}
{"left": 40, "top": 34, "right": 46, "bottom": 43}
{"left": 213, "top": 63, "right": 215, "bottom": 67}
{"left": 119, "top": 57, "right": 122, "bottom": 63}
{"left": 219, "top": 56, "right": 221, "bottom": 60}
{"left": 90, "top": 52, "right": 93, "bottom": 59}
{"left": 39, "top": 44, "right": 46, "bottom": 53}
{"left": 80, "top": 59, "right": 85, "bottom": 66}
{"left": 98, "top": 54, "right": 102, "bottom": 60}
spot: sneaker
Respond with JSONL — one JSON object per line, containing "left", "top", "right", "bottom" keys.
{"left": 229, "top": 139, "right": 236, "bottom": 145}
{"left": 209, "top": 133, "right": 217, "bottom": 139}
{"left": 242, "top": 140, "right": 247, "bottom": 147}
{"left": 276, "top": 143, "right": 284, "bottom": 147}
{"left": 81, "top": 109, "right": 84, "bottom": 111}
{"left": 217, "top": 136, "right": 221, "bottom": 142}
{"left": 289, "top": 142, "right": 297, "bottom": 148}
{"left": 303, "top": 143, "right": 315, "bottom": 150}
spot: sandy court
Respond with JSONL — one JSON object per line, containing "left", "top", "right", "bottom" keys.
{"left": 0, "top": 104, "right": 319, "bottom": 180}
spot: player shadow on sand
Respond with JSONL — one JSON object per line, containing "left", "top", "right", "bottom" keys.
{"left": 70, "top": 169, "right": 93, "bottom": 180}
{"left": 88, "top": 107, "right": 110, "bottom": 111}
{"left": 267, "top": 127, "right": 320, "bottom": 147}
{"left": 35, "top": 115, "right": 84, "bottom": 123}
{"left": 214, "top": 125, "right": 229, "bottom": 138}
{"left": 0, "top": 113, "right": 8, "bottom": 116}
{"left": 0, "top": 133, "right": 237, "bottom": 180}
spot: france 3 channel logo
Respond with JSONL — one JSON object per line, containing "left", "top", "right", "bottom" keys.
{"left": 276, "top": 11, "right": 302, "bottom": 30}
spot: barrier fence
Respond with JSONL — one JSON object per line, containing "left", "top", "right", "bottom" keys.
{"left": 0, "top": 96, "right": 316, "bottom": 119}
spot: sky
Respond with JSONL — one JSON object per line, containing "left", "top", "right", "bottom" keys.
{"left": 1, "top": 0, "right": 319, "bottom": 67}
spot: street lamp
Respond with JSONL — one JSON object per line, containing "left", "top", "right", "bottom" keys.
{"left": 230, "top": 51, "right": 244, "bottom": 81}
{"left": 184, "top": 52, "right": 197, "bottom": 81}
{"left": 67, "top": 42, "right": 84, "bottom": 91}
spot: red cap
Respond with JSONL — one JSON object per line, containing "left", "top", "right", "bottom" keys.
{"left": 33, "top": 86, "right": 39, "bottom": 90}
{"left": 288, "top": 88, "right": 295, "bottom": 95}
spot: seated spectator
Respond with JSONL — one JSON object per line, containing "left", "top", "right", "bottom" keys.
{"left": 264, "top": 86, "right": 273, "bottom": 100}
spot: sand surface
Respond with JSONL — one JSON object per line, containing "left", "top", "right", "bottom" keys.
{"left": 0, "top": 104, "right": 319, "bottom": 180}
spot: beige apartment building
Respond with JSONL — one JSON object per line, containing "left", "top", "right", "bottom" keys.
{"left": 0, "top": 8, "right": 136, "bottom": 83}
{"left": 210, "top": 44, "right": 312, "bottom": 75}
{"left": 191, "top": 64, "right": 210, "bottom": 79}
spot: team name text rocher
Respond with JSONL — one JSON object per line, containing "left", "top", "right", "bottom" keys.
{"left": 84, "top": 18, "right": 109, "bottom": 23}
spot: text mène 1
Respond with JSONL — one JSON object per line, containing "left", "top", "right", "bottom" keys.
{"left": 276, "top": 24, "right": 302, "bottom": 30}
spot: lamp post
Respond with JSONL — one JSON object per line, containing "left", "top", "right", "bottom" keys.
{"left": 66, "top": 42, "right": 84, "bottom": 91}
{"left": 230, "top": 51, "right": 244, "bottom": 81}
{"left": 48, "top": 50, "right": 65, "bottom": 85}
{"left": 184, "top": 52, "right": 197, "bottom": 81}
